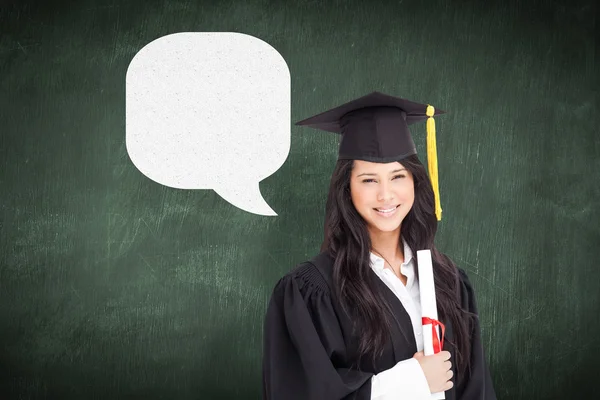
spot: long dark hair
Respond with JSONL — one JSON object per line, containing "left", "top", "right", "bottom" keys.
{"left": 320, "top": 155, "right": 474, "bottom": 378}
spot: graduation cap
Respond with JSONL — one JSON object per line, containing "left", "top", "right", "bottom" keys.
{"left": 295, "top": 91, "right": 445, "bottom": 220}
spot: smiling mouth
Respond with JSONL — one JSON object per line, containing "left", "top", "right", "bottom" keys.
{"left": 373, "top": 205, "right": 399, "bottom": 214}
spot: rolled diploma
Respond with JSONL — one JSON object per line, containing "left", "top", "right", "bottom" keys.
{"left": 417, "top": 249, "right": 445, "bottom": 399}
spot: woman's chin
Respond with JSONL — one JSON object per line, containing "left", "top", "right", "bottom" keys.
{"left": 367, "top": 217, "right": 403, "bottom": 233}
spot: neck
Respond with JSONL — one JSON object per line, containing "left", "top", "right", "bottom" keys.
{"left": 369, "top": 225, "right": 403, "bottom": 262}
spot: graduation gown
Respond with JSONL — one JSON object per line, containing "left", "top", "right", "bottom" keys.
{"left": 262, "top": 251, "right": 496, "bottom": 400}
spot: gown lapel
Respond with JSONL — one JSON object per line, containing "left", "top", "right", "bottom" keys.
{"left": 369, "top": 269, "right": 418, "bottom": 362}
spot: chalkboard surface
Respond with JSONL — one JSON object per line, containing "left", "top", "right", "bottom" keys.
{"left": 1, "top": 0, "right": 597, "bottom": 399}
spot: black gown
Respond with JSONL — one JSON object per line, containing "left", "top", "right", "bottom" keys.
{"left": 262, "top": 251, "right": 496, "bottom": 400}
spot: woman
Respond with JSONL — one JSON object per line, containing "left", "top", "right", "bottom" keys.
{"left": 262, "top": 92, "right": 496, "bottom": 400}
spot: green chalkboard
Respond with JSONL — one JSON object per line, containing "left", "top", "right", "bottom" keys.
{"left": 1, "top": 0, "right": 597, "bottom": 399}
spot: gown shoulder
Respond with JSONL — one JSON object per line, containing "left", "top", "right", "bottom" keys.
{"left": 457, "top": 267, "right": 476, "bottom": 310}
{"left": 262, "top": 252, "right": 374, "bottom": 400}
{"left": 279, "top": 253, "right": 334, "bottom": 293}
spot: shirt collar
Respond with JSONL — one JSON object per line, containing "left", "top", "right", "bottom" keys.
{"left": 369, "top": 237, "right": 414, "bottom": 272}
{"left": 370, "top": 239, "right": 417, "bottom": 291}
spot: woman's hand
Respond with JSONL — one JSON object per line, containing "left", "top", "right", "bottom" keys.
{"left": 413, "top": 351, "right": 454, "bottom": 393}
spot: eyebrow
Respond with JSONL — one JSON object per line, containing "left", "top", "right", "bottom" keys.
{"left": 356, "top": 168, "right": 406, "bottom": 177}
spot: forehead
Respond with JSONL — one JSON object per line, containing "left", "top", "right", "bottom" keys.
{"left": 352, "top": 160, "right": 405, "bottom": 174}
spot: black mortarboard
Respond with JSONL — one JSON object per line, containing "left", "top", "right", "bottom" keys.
{"left": 295, "top": 91, "right": 446, "bottom": 220}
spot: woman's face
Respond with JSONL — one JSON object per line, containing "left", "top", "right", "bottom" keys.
{"left": 349, "top": 160, "right": 415, "bottom": 234}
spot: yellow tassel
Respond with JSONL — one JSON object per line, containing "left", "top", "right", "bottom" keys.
{"left": 426, "top": 105, "right": 442, "bottom": 221}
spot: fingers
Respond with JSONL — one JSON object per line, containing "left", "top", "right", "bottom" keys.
{"left": 444, "top": 360, "right": 452, "bottom": 371}
{"left": 444, "top": 361, "right": 454, "bottom": 391}
{"left": 433, "top": 352, "right": 452, "bottom": 370}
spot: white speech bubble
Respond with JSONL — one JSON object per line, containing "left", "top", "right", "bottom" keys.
{"left": 125, "top": 32, "right": 291, "bottom": 216}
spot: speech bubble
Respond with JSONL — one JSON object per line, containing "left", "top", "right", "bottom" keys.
{"left": 125, "top": 32, "right": 291, "bottom": 216}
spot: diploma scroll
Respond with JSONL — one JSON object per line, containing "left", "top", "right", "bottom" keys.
{"left": 417, "top": 250, "right": 446, "bottom": 400}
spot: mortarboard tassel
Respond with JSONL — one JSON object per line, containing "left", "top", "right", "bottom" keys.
{"left": 426, "top": 105, "right": 442, "bottom": 221}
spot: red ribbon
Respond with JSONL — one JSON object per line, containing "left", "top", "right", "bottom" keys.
{"left": 422, "top": 317, "right": 445, "bottom": 353}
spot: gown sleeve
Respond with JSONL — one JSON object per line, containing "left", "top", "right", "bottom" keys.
{"left": 262, "top": 263, "right": 373, "bottom": 400}
{"left": 456, "top": 268, "right": 497, "bottom": 400}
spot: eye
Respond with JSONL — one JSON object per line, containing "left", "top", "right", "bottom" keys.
{"left": 393, "top": 174, "right": 406, "bottom": 180}
{"left": 362, "top": 178, "right": 376, "bottom": 183}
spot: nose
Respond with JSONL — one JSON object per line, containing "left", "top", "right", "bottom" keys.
{"left": 377, "top": 181, "right": 395, "bottom": 202}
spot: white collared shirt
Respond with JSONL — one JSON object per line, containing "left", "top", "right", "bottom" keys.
{"left": 369, "top": 238, "right": 432, "bottom": 399}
